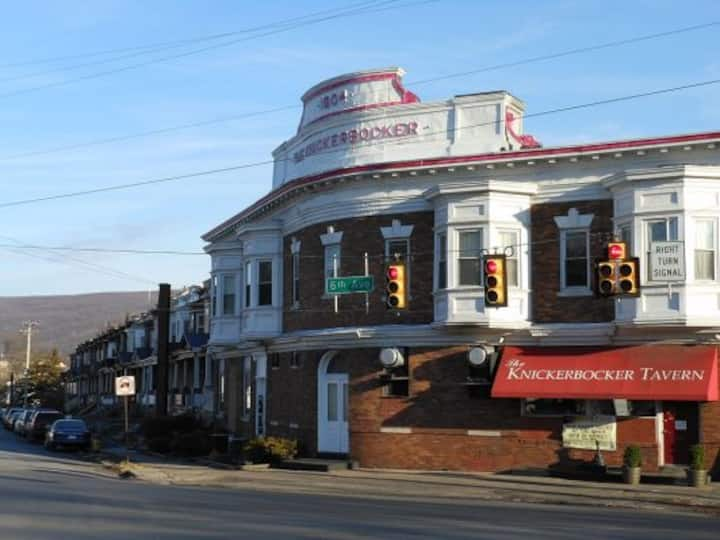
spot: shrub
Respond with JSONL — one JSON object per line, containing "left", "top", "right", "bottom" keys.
{"left": 146, "top": 436, "right": 173, "bottom": 454}
{"left": 623, "top": 445, "right": 642, "bottom": 468}
{"left": 172, "top": 430, "right": 211, "bottom": 457}
{"left": 244, "top": 437, "right": 298, "bottom": 464}
{"left": 689, "top": 445, "right": 705, "bottom": 470}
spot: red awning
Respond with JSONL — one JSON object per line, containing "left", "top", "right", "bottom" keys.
{"left": 491, "top": 346, "right": 718, "bottom": 401}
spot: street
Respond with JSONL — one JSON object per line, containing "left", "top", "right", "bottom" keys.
{"left": 0, "top": 429, "right": 716, "bottom": 539}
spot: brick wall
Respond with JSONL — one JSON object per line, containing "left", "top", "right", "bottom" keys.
{"left": 530, "top": 200, "right": 615, "bottom": 323}
{"left": 283, "top": 211, "right": 435, "bottom": 331}
{"left": 265, "top": 345, "right": 659, "bottom": 472}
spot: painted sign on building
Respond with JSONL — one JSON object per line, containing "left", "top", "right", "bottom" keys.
{"left": 562, "top": 416, "right": 617, "bottom": 451}
{"left": 650, "top": 241, "right": 685, "bottom": 281}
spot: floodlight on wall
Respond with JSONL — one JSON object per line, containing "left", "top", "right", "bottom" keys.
{"left": 468, "top": 346, "right": 489, "bottom": 367}
{"left": 379, "top": 348, "right": 404, "bottom": 369}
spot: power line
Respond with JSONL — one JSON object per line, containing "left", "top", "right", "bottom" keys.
{"left": 2, "top": 76, "right": 719, "bottom": 211}
{"left": 0, "top": 0, "right": 432, "bottom": 101}
{"left": 0, "top": 0, "right": 390, "bottom": 84}
{"left": 0, "top": 244, "right": 205, "bottom": 256}
{"left": 0, "top": 18, "right": 714, "bottom": 164}
{"left": 408, "top": 21, "right": 720, "bottom": 86}
{"left": 0, "top": 235, "right": 157, "bottom": 285}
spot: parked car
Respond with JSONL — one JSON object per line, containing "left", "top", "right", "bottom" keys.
{"left": 45, "top": 419, "right": 91, "bottom": 451}
{"left": 2, "top": 408, "right": 23, "bottom": 430}
{"left": 27, "top": 410, "right": 63, "bottom": 442}
{"left": 15, "top": 410, "right": 35, "bottom": 437}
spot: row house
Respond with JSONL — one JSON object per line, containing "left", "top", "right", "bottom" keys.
{"left": 203, "top": 67, "right": 720, "bottom": 475}
{"left": 66, "top": 284, "right": 215, "bottom": 424}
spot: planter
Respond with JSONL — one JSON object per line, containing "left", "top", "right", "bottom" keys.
{"left": 622, "top": 466, "right": 641, "bottom": 485}
{"left": 687, "top": 468, "right": 707, "bottom": 488}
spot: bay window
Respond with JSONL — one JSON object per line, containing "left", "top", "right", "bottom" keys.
{"left": 458, "top": 229, "right": 483, "bottom": 286}
{"left": 258, "top": 260, "right": 273, "bottom": 306}
{"left": 498, "top": 230, "right": 519, "bottom": 287}
{"left": 694, "top": 219, "right": 716, "bottom": 281}
{"left": 436, "top": 233, "right": 447, "bottom": 290}
{"left": 222, "top": 275, "right": 236, "bottom": 316}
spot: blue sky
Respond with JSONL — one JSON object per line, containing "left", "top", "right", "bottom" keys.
{"left": 0, "top": 0, "right": 718, "bottom": 296}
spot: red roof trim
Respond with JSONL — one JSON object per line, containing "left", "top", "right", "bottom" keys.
{"left": 203, "top": 129, "right": 720, "bottom": 240}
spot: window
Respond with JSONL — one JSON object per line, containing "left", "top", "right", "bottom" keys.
{"left": 290, "top": 351, "right": 301, "bottom": 369}
{"left": 523, "top": 399, "right": 585, "bottom": 417}
{"left": 270, "top": 353, "right": 280, "bottom": 370}
{"left": 218, "top": 358, "right": 225, "bottom": 408}
{"left": 695, "top": 220, "right": 716, "bottom": 281}
{"left": 245, "top": 262, "right": 252, "bottom": 308}
{"left": 618, "top": 223, "right": 632, "bottom": 254}
{"left": 498, "top": 230, "right": 519, "bottom": 287}
{"left": 647, "top": 217, "right": 679, "bottom": 281}
{"left": 458, "top": 230, "right": 483, "bottom": 286}
{"left": 386, "top": 239, "right": 409, "bottom": 262}
{"left": 222, "top": 275, "right": 236, "bottom": 316}
{"left": 242, "top": 357, "right": 252, "bottom": 417}
{"left": 258, "top": 260, "right": 273, "bottom": 306}
{"left": 324, "top": 244, "right": 341, "bottom": 279}
{"left": 437, "top": 233, "right": 447, "bottom": 290}
{"left": 292, "top": 251, "right": 300, "bottom": 305}
{"left": 211, "top": 275, "right": 218, "bottom": 316}
{"left": 562, "top": 230, "right": 589, "bottom": 288}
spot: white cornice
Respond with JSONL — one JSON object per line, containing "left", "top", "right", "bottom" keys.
{"left": 603, "top": 164, "right": 720, "bottom": 190}
{"left": 423, "top": 180, "right": 537, "bottom": 200}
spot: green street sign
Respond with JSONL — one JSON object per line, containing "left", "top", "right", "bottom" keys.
{"left": 326, "top": 276, "right": 374, "bottom": 295}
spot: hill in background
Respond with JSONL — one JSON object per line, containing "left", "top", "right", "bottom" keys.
{"left": 0, "top": 291, "right": 158, "bottom": 360}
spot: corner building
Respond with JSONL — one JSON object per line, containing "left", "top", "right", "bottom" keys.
{"left": 203, "top": 67, "right": 720, "bottom": 475}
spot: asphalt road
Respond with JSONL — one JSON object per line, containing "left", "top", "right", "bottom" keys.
{"left": 0, "top": 427, "right": 716, "bottom": 539}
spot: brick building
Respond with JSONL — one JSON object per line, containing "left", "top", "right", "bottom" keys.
{"left": 203, "top": 67, "right": 720, "bottom": 475}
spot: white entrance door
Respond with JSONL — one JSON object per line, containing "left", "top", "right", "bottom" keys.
{"left": 318, "top": 373, "right": 349, "bottom": 454}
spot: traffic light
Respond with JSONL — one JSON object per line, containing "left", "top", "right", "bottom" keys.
{"left": 596, "top": 260, "right": 617, "bottom": 297}
{"left": 483, "top": 255, "right": 507, "bottom": 307}
{"left": 617, "top": 257, "right": 640, "bottom": 296}
{"left": 386, "top": 263, "right": 406, "bottom": 309}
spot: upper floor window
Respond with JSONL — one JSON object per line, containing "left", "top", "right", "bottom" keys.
{"left": 562, "top": 230, "right": 589, "bottom": 288}
{"left": 291, "top": 238, "right": 301, "bottom": 306}
{"left": 458, "top": 229, "right": 483, "bottom": 286}
{"left": 382, "top": 219, "right": 414, "bottom": 296}
{"left": 646, "top": 217, "right": 679, "bottom": 281}
{"left": 320, "top": 226, "right": 343, "bottom": 285}
{"left": 258, "top": 260, "right": 273, "bottom": 306}
{"left": 695, "top": 219, "right": 716, "bottom": 281}
{"left": 436, "top": 233, "right": 447, "bottom": 290}
{"left": 324, "top": 244, "right": 341, "bottom": 279}
{"left": 617, "top": 223, "right": 632, "bottom": 254}
{"left": 555, "top": 208, "right": 594, "bottom": 295}
{"left": 211, "top": 275, "right": 219, "bottom": 317}
{"left": 498, "top": 230, "right": 520, "bottom": 287}
{"left": 245, "top": 262, "right": 252, "bottom": 308}
{"left": 222, "top": 275, "right": 236, "bottom": 316}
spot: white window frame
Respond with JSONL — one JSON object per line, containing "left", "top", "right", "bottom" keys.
{"left": 645, "top": 216, "right": 681, "bottom": 283}
{"left": 435, "top": 231, "right": 447, "bottom": 291}
{"left": 381, "top": 220, "right": 414, "bottom": 298}
{"left": 694, "top": 218, "right": 717, "bottom": 282}
{"left": 257, "top": 259, "right": 273, "bottom": 307}
{"left": 456, "top": 227, "right": 484, "bottom": 288}
{"left": 497, "top": 229, "right": 520, "bottom": 288}
{"left": 559, "top": 229, "right": 591, "bottom": 294}
{"left": 244, "top": 261, "right": 252, "bottom": 308}
{"left": 321, "top": 227, "right": 343, "bottom": 293}
{"left": 221, "top": 274, "right": 237, "bottom": 316}
{"left": 290, "top": 238, "right": 301, "bottom": 308}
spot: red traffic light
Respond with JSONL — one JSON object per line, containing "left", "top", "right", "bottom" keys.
{"left": 387, "top": 267, "right": 399, "bottom": 280}
{"left": 607, "top": 242, "right": 626, "bottom": 260}
{"left": 485, "top": 260, "right": 498, "bottom": 274}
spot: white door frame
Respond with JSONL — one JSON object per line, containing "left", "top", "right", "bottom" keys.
{"left": 317, "top": 351, "right": 349, "bottom": 454}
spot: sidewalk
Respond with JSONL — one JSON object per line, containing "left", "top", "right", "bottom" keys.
{"left": 98, "top": 447, "right": 720, "bottom": 517}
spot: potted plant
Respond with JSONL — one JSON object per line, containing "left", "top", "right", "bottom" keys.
{"left": 687, "top": 445, "right": 707, "bottom": 488}
{"left": 622, "top": 445, "right": 642, "bottom": 485}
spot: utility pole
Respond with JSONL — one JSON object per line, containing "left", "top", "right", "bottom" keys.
{"left": 20, "top": 321, "right": 39, "bottom": 407}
